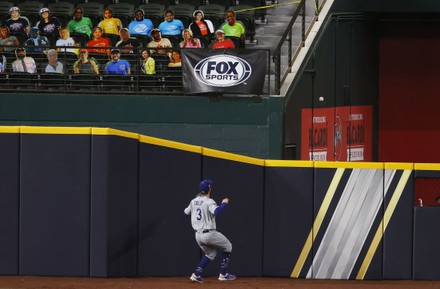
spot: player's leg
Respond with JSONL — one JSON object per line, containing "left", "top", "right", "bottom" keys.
{"left": 210, "top": 231, "right": 236, "bottom": 281}
{"left": 190, "top": 236, "right": 217, "bottom": 283}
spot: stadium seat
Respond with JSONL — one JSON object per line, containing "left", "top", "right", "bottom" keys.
{"left": 18, "top": 1, "right": 45, "bottom": 25}
{"left": 106, "top": 3, "right": 135, "bottom": 27}
{"left": 137, "top": 3, "right": 165, "bottom": 27}
{"left": 47, "top": 2, "right": 75, "bottom": 26}
{"left": 80, "top": 2, "right": 104, "bottom": 27}
{"left": 0, "top": 1, "right": 13, "bottom": 19}
{"left": 167, "top": 4, "right": 194, "bottom": 28}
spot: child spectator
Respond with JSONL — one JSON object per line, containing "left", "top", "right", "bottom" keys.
{"left": 179, "top": 29, "right": 201, "bottom": 48}
{"left": 68, "top": 7, "right": 93, "bottom": 37}
{"left": 128, "top": 9, "right": 153, "bottom": 37}
{"left": 219, "top": 10, "right": 245, "bottom": 48}
{"left": 87, "top": 27, "right": 110, "bottom": 55}
{"left": 105, "top": 48, "right": 130, "bottom": 75}
{"left": 0, "top": 26, "right": 20, "bottom": 52}
{"left": 211, "top": 29, "right": 235, "bottom": 49}
{"left": 159, "top": 10, "right": 184, "bottom": 37}
{"left": 188, "top": 10, "right": 214, "bottom": 41}
{"left": 116, "top": 28, "right": 140, "bottom": 54}
{"left": 139, "top": 48, "right": 155, "bottom": 75}
{"left": 6, "top": 7, "right": 30, "bottom": 35}
{"left": 56, "top": 27, "right": 77, "bottom": 54}
{"left": 25, "top": 27, "right": 50, "bottom": 53}
{"left": 73, "top": 49, "right": 99, "bottom": 74}
{"left": 36, "top": 7, "right": 61, "bottom": 39}
{"left": 45, "top": 49, "right": 64, "bottom": 74}
{"left": 11, "top": 47, "right": 36, "bottom": 73}
{"left": 98, "top": 8, "right": 122, "bottom": 36}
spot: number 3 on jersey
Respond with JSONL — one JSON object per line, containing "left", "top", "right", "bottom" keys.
{"left": 196, "top": 208, "right": 202, "bottom": 220}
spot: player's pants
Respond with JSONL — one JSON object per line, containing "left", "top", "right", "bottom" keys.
{"left": 195, "top": 230, "right": 232, "bottom": 260}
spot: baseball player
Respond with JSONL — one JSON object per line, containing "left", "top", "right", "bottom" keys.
{"left": 184, "top": 179, "right": 236, "bottom": 283}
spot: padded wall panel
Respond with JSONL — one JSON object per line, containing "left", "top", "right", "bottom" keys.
{"left": 263, "top": 161, "right": 313, "bottom": 277}
{"left": 311, "top": 163, "right": 385, "bottom": 280}
{"left": 383, "top": 164, "right": 413, "bottom": 279}
{"left": 0, "top": 130, "right": 20, "bottom": 275}
{"left": 138, "top": 139, "right": 202, "bottom": 276}
{"left": 20, "top": 130, "right": 91, "bottom": 276}
{"left": 90, "top": 131, "right": 139, "bottom": 277}
{"left": 202, "top": 150, "right": 265, "bottom": 277}
{"left": 413, "top": 207, "right": 440, "bottom": 280}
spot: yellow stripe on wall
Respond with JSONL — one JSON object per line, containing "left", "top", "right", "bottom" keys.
{"left": 291, "top": 168, "right": 345, "bottom": 278}
{"left": 20, "top": 126, "right": 92, "bottom": 135}
{"left": 92, "top": 128, "right": 139, "bottom": 140}
{"left": 203, "top": 147, "right": 265, "bottom": 166}
{"left": 355, "top": 169, "right": 412, "bottom": 280}
{"left": 139, "top": 135, "right": 202, "bottom": 154}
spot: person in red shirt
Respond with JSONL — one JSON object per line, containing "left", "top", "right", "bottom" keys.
{"left": 210, "top": 29, "right": 235, "bottom": 49}
{"left": 87, "top": 27, "right": 110, "bottom": 55}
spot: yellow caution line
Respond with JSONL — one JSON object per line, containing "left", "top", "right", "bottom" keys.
{"left": 235, "top": 0, "right": 301, "bottom": 13}
{"left": 291, "top": 168, "right": 345, "bottom": 278}
{"left": 355, "top": 169, "right": 412, "bottom": 280}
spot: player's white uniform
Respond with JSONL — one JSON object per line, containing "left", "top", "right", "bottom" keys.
{"left": 184, "top": 194, "right": 232, "bottom": 260}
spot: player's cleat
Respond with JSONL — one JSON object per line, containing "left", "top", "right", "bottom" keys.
{"left": 218, "top": 273, "right": 236, "bottom": 281}
{"left": 190, "top": 273, "right": 204, "bottom": 283}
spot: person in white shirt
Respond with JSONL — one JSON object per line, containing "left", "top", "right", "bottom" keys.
{"left": 11, "top": 47, "right": 36, "bottom": 73}
{"left": 45, "top": 49, "right": 64, "bottom": 74}
{"left": 56, "top": 27, "right": 77, "bottom": 54}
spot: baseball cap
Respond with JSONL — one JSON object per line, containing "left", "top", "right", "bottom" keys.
{"left": 216, "top": 29, "right": 225, "bottom": 34}
{"left": 9, "top": 6, "right": 19, "bottom": 14}
{"left": 40, "top": 7, "right": 50, "bottom": 14}
{"left": 135, "top": 8, "right": 144, "bottom": 14}
{"left": 151, "top": 28, "right": 160, "bottom": 34}
{"left": 15, "top": 47, "right": 25, "bottom": 52}
{"left": 199, "top": 179, "right": 213, "bottom": 194}
{"left": 110, "top": 48, "right": 120, "bottom": 54}
{"left": 79, "top": 48, "right": 88, "bottom": 53}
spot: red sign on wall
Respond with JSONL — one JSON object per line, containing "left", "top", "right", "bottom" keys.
{"left": 301, "top": 106, "right": 372, "bottom": 161}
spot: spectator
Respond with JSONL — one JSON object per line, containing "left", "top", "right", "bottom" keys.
{"left": 159, "top": 10, "right": 184, "bottom": 37}
{"left": 179, "top": 29, "right": 201, "bottom": 48}
{"left": 45, "top": 49, "right": 64, "bottom": 74}
{"left": 147, "top": 28, "right": 172, "bottom": 57}
{"left": 219, "top": 10, "right": 245, "bottom": 48}
{"left": 210, "top": 29, "right": 235, "bottom": 49}
{"left": 0, "top": 54, "right": 6, "bottom": 72}
{"left": 105, "top": 48, "right": 130, "bottom": 75}
{"left": 98, "top": 8, "right": 122, "bottom": 36}
{"left": 67, "top": 7, "right": 93, "bottom": 37}
{"left": 189, "top": 10, "right": 214, "bottom": 41}
{"left": 56, "top": 27, "right": 77, "bottom": 54}
{"left": 128, "top": 9, "right": 153, "bottom": 37}
{"left": 73, "top": 49, "right": 99, "bottom": 74}
{"left": 0, "top": 26, "right": 19, "bottom": 52}
{"left": 87, "top": 27, "right": 110, "bottom": 55}
{"left": 168, "top": 50, "right": 181, "bottom": 67}
{"left": 11, "top": 47, "right": 36, "bottom": 73}
{"left": 25, "top": 27, "right": 50, "bottom": 53}
{"left": 36, "top": 7, "right": 61, "bottom": 39}
{"left": 6, "top": 7, "right": 30, "bottom": 35}
{"left": 140, "top": 48, "right": 155, "bottom": 75}
{"left": 116, "top": 28, "right": 140, "bottom": 54}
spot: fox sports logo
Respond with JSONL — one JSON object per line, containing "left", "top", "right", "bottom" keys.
{"left": 194, "top": 55, "right": 252, "bottom": 87}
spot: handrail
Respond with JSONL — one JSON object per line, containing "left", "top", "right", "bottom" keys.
{"left": 272, "top": 0, "right": 306, "bottom": 95}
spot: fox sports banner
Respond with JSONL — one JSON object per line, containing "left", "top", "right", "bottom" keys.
{"left": 181, "top": 49, "right": 267, "bottom": 95}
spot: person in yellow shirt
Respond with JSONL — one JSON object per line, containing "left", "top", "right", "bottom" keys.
{"left": 98, "top": 8, "right": 122, "bottom": 35}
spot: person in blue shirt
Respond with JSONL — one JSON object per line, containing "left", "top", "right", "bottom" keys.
{"left": 105, "top": 48, "right": 131, "bottom": 75}
{"left": 159, "top": 10, "right": 184, "bottom": 36}
{"left": 128, "top": 9, "right": 154, "bottom": 38}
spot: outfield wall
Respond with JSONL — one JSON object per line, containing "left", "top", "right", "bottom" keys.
{"left": 0, "top": 126, "right": 438, "bottom": 280}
